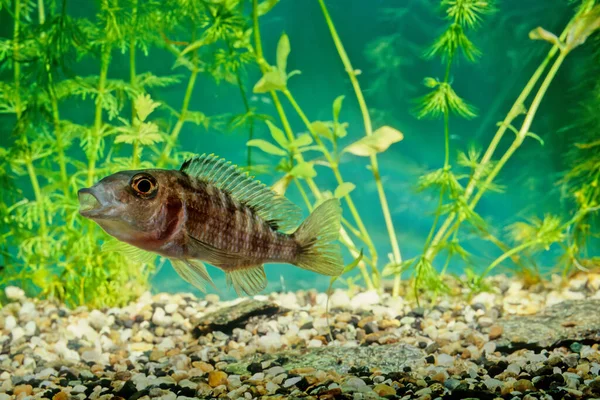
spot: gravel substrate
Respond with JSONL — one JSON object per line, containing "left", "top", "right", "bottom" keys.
{"left": 2, "top": 272, "right": 600, "bottom": 399}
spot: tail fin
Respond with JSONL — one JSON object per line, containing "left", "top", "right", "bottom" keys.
{"left": 292, "top": 198, "right": 343, "bottom": 276}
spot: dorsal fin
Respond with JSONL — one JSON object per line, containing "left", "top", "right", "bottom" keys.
{"left": 180, "top": 154, "right": 302, "bottom": 233}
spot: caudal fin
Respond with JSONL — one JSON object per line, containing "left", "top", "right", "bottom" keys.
{"left": 292, "top": 199, "right": 343, "bottom": 276}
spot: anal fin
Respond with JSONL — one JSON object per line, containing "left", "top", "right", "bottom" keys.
{"left": 225, "top": 265, "right": 267, "bottom": 296}
{"left": 171, "top": 259, "right": 216, "bottom": 293}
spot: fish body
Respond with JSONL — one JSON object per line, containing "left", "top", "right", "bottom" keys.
{"left": 78, "top": 154, "right": 343, "bottom": 295}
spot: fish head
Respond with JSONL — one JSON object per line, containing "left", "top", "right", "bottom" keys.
{"left": 78, "top": 170, "right": 173, "bottom": 243}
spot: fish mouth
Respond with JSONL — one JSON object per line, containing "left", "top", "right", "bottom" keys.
{"left": 78, "top": 188, "right": 106, "bottom": 219}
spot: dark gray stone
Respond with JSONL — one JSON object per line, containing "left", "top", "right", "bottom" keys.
{"left": 226, "top": 342, "right": 424, "bottom": 375}
{"left": 192, "top": 299, "right": 280, "bottom": 337}
{"left": 495, "top": 300, "right": 600, "bottom": 351}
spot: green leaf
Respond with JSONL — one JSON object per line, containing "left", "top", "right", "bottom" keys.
{"left": 253, "top": 70, "right": 287, "bottom": 93}
{"left": 257, "top": 0, "right": 279, "bottom": 16}
{"left": 265, "top": 120, "right": 288, "bottom": 149}
{"left": 134, "top": 94, "right": 160, "bottom": 122}
{"left": 334, "top": 182, "right": 356, "bottom": 198}
{"left": 247, "top": 139, "right": 287, "bottom": 156}
{"left": 526, "top": 132, "right": 545, "bottom": 146}
{"left": 332, "top": 95, "right": 345, "bottom": 122}
{"left": 290, "top": 162, "right": 317, "bottom": 179}
{"left": 292, "top": 134, "right": 313, "bottom": 148}
{"left": 311, "top": 121, "right": 333, "bottom": 140}
{"left": 529, "top": 27, "right": 563, "bottom": 48}
{"left": 344, "top": 126, "right": 404, "bottom": 156}
{"left": 276, "top": 33, "right": 290, "bottom": 74}
{"left": 342, "top": 250, "right": 363, "bottom": 275}
{"left": 180, "top": 38, "right": 206, "bottom": 57}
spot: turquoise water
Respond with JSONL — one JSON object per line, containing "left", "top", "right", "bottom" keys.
{"left": 0, "top": 0, "right": 591, "bottom": 299}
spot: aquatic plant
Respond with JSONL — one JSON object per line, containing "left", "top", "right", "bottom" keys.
{"left": 0, "top": 0, "right": 256, "bottom": 307}
{"left": 248, "top": 0, "right": 406, "bottom": 294}
{"left": 403, "top": 0, "right": 600, "bottom": 299}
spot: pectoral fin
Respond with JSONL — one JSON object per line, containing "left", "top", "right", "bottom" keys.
{"left": 170, "top": 258, "right": 216, "bottom": 292}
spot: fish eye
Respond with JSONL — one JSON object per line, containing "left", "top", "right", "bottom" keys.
{"left": 130, "top": 173, "right": 158, "bottom": 198}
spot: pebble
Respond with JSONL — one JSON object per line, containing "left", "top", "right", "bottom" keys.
{"left": 0, "top": 274, "right": 599, "bottom": 400}
{"left": 13, "top": 385, "right": 33, "bottom": 396}
{"left": 5, "top": 286, "right": 25, "bottom": 300}
{"left": 489, "top": 324, "right": 503, "bottom": 339}
{"left": 373, "top": 383, "right": 396, "bottom": 396}
{"left": 208, "top": 371, "right": 228, "bottom": 387}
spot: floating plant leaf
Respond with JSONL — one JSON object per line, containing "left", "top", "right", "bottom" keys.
{"left": 247, "top": 139, "right": 287, "bottom": 156}
{"left": 253, "top": 70, "right": 287, "bottom": 93}
{"left": 265, "top": 120, "right": 288, "bottom": 149}
{"left": 332, "top": 95, "right": 345, "bottom": 122}
{"left": 291, "top": 134, "right": 313, "bottom": 148}
{"left": 334, "top": 182, "right": 356, "bottom": 198}
{"left": 290, "top": 162, "right": 316, "bottom": 179}
{"left": 290, "top": 162, "right": 317, "bottom": 179}
{"left": 276, "top": 33, "right": 290, "bottom": 74}
{"left": 344, "top": 126, "right": 404, "bottom": 156}
{"left": 529, "top": 27, "right": 563, "bottom": 48}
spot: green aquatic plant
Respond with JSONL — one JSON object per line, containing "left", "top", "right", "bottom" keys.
{"left": 0, "top": 0, "right": 256, "bottom": 307}
{"left": 391, "top": 0, "right": 496, "bottom": 299}
{"left": 248, "top": 0, "right": 406, "bottom": 294}
{"left": 408, "top": 0, "right": 600, "bottom": 298}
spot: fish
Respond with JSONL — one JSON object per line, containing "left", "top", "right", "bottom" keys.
{"left": 77, "top": 153, "right": 344, "bottom": 296}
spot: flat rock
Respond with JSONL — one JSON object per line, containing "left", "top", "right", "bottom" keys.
{"left": 193, "top": 299, "right": 280, "bottom": 337}
{"left": 495, "top": 300, "right": 600, "bottom": 351}
{"left": 226, "top": 342, "right": 424, "bottom": 374}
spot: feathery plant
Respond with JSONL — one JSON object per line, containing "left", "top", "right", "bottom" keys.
{"left": 402, "top": 0, "right": 600, "bottom": 299}
{"left": 0, "top": 0, "right": 258, "bottom": 307}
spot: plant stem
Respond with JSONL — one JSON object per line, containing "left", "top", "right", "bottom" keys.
{"left": 469, "top": 51, "right": 568, "bottom": 210}
{"left": 423, "top": 25, "right": 572, "bottom": 263}
{"left": 283, "top": 90, "right": 377, "bottom": 261}
{"left": 159, "top": 52, "right": 198, "bottom": 166}
{"left": 317, "top": 0, "right": 403, "bottom": 294}
{"left": 39, "top": 0, "right": 69, "bottom": 194}
{"left": 252, "top": 0, "right": 375, "bottom": 289}
{"left": 38, "top": 0, "right": 45, "bottom": 25}
{"left": 87, "top": 45, "right": 111, "bottom": 186}
{"left": 14, "top": 0, "right": 48, "bottom": 253}
{"left": 130, "top": 0, "right": 140, "bottom": 167}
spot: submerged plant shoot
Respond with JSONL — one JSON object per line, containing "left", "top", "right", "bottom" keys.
{"left": 1, "top": 0, "right": 600, "bottom": 398}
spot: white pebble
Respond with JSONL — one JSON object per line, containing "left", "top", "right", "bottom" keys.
{"left": 0, "top": 394, "right": 10, "bottom": 400}
{"left": 283, "top": 376, "right": 302, "bottom": 388}
{"left": 4, "top": 316, "right": 16, "bottom": 331}
{"left": 258, "top": 332, "right": 282, "bottom": 351}
{"left": 5, "top": 286, "right": 25, "bottom": 300}
{"left": 152, "top": 307, "right": 171, "bottom": 326}
{"left": 350, "top": 291, "right": 380, "bottom": 310}
{"left": 437, "top": 353, "right": 454, "bottom": 366}
{"left": 329, "top": 291, "right": 351, "bottom": 309}
{"left": 11, "top": 327, "right": 24, "bottom": 343}
{"left": 265, "top": 381, "right": 279, "bottom": 394}
{"left": 72, "top": 385, "right": 87, "bottom": 393}
{"left": 157, "top": 337, "right": 175, "bottom": 352}
{"left": 307, "top": 339, "right": 322, "bottom": 348}
{"left": 89, "top": 310, "right": 108, "bottom": 330}
{"left": 165, "top": 303, "right": 178, "bottom": 314}
{"left": 24, "top": 321, "right": 36, "bottom": 336}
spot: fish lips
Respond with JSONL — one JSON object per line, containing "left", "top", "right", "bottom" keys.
{"left": 78, "top": 187, "right": 118, "bottom": 220}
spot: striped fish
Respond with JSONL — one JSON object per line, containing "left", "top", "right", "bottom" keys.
{"left": 78, "top": 154, "right": 343, "bottom": 296}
